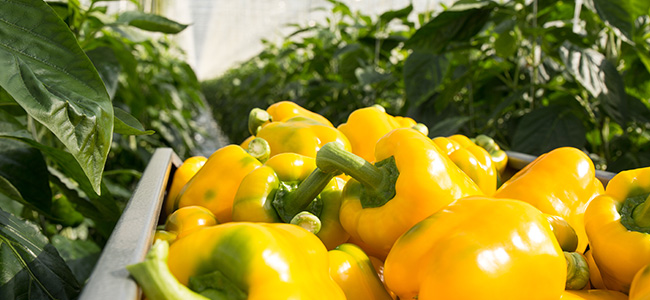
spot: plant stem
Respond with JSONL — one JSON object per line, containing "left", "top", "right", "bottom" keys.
{"left": 316, "top": 142, "right": 384, "bottom": 190}
{"left": 275, "top": 169, "right": 335, "bottom": 223}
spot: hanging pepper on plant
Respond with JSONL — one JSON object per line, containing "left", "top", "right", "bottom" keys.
{"left": 230, "top": 152, "right": 349, "bottom": 249}
{"left": 584, "top": 165, "right": 650, "bottom": 294}
{"left": 128, "top": 222, "right": 346, "bottom": 300}
{"left": 337, "top": 105, "right": 426, "bottom": 162}
{"left": 493, "top": 146, "right": 604, "bottom": 253}
{"left": 383, "top": 196, "right": 568, "bottom": 300}
{"left": 432, "top": 134, "right": 498, "bottom": 195}
{"left": 172, "top": 138, "right": 271, "bottom": 223}
{"left": 316, "top": 128, "right": 483, "bottom": 259}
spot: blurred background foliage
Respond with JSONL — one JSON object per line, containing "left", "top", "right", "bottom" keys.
{"left": 203, "top": 0, "right": 650, "bottom": 172}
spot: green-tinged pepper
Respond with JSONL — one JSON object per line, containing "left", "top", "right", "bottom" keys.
{"left": 493, "top": 147, "right": 605, "bottom": 253}
{"left": 164, "top": 206, "right": 218, "bottom": 240}
{"left": 167, "top": 222, "right": 346, "bottom": 300}
{"left": 173, "top": 138, "right": 270, "bottom": 223}
{"left": 316, "top": 128, "right": 483, "bottom": 259}
{"left": 584, "top": 166, "right": 650, "bottom": 293}
{"left": 231, "top": 152, "right": 349, "bottom": 249}
{"left": 328, "top": 243, "right": 394, "bottom": 300}
{"left": 630, "top": 263, "right": 650, "bottom": 300}
{"left": 432, "top": 134, "right": 498, "bottom": 195}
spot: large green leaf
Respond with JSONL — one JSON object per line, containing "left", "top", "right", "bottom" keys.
{"left": 0, "top": 208, "right": 81, "bottom": 300}
{"left": 404, "top": 0, "right": 497, "bottom": 53}
{"left": 0, "top": 139, "right": 52, "bottom": 215}
{"left": 378, "top": 3, "right": 413, "bottom": 27}
{"left": 511, "top": 105, "right": 587, "bottom": 155}
{"left": 558, "top": 42, "right": 628, "bottom": 126}
{"left": 404, "top": 51, "right": 450, "bottom": 105}
{"left": 113, "top": 107, "right": 155, "bottom": 136}
{"left": 0, "top": 0, "right": 113, "bottom": 195}
{"left": 116, "top": 11, "right": 188, "bottom": 34}
{"left": 50, "top": 235, "right": 100, "bottom": 284}
{"left": 86, "top": 46, "right": 121, "bottom": 100}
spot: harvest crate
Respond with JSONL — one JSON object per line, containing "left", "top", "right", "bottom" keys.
{"left": 77, "top": 148, "right": 616, "bottom": 300}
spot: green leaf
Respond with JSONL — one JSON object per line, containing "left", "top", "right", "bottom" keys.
{"left": 114, "top": 107, "right": 155, "bottom": 136}
{"left": 50, "top": 235, "right": 101, "bottom": 284}
{"left": 0, "top": 0, "right": 114, "bottom": 195}
{"left": 116, "top": 11, "right": 188, "bottom": 34}
{"left": 428, "top": 116, "right": 472, "bottom": 138}
{"left": 404, "top": 51, "right": 450, "bottom": 106}
{"left": 86, "top": 47, "right": 121, "bottom": 100}
{"left": 591, "top": 0, "right": 636, "bottom": 40}
{"left": 559, "top": 42, "right": 628, "bottom": 127}
{"left": 0, "top": 139, "right": 52, "bottom": 215}
{"left": 511, "top": 106, "right": 587, "bottom": 155}
{"left": 379, "top": 4, "right": 413, "bottom": 27}
{"left": 0, "top": 208, "right": 81, "bottom": 300}
{"left": 405, "top": 0, "right": 497, "bottom": 53}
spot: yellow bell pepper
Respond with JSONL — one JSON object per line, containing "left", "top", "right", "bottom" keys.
{"left": 328, "top": 243, "right": 394, "bottom": 300}
{"left": 560, "top": 290, "right": 629, "bottom": 300}
{"left": 473, "top": 134, "right": 508, "bottom": 175}
{"left": 173, "top": 138, "right": 270, "bottom": 223}
{"left": 383, "top": 196, "right": 567, "bottom": 300}
{"left": 164, "top": 206, "right": 218, "bottom": 240}
{"left": 630, "top": 263, "right": 650, "bottom": 300}
{"left": 337, "top": 105, "right": 420, "bottom": 162}
{"left": 243, "top": 115, "right": 351, "bottom": 159}
{"left": 231, "top": 152, "right": 349, "bottom": 249}
{"left": 584, "top": 248, "right": 607, "bottom": 289}
{"left": 164, "top": 156, "right": 207, "bottom": 216}
{"left": 128, "top": 222, "right": 346, "bottom": 300}
{"left": 584, "top": 166, "right": 650, "bottom": 294}
{"left": 545, "top": 214, "right": 579, "bottom": 252}
{"left": 432, "top": 134, "right": 498, "bottom": 194}
{"left": 248, "top": 101, "right": 334, "bottom": 135}
{"left": 493, "top": 147, "right": 605, "bottom": 253}
{"left": 316, "top": 128, "right": 483, "bottom": 259}
{"left": 168, "top": 222, "right": 346, "bottom": 299}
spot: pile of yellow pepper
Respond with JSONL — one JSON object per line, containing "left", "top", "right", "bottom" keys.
{"left": 127, "top": 101, "right": 650, "bottom": 300}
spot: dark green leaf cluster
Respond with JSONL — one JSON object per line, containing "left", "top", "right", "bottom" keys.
{"left": 0, "top": 0, "right": 207, "bottom": 298}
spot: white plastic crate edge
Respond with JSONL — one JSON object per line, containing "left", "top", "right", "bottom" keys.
{"left": 78, "top": 148, "right": 181, "bottom": 300}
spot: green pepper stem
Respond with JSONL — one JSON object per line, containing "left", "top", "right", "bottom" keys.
{"left": 246, "top": 137, "right": 271, "bottom": 163}
{"left": 248, "top": 108, "right": 271, "bottom": 136}
{"left": 633, "top": 195, "right": 650, "bottom": 228}
{"left": 126, "top": 241, "right": 210, "bottom": 300}
{"left": 316, "top": 142, "right": 384, "bottom": 190}
{"left": 290, "top": 211, "right": 322, "bottom": 234}
{"left": 564, "top": 251, "right": 590, "bottom": 290}
{"left": 275, "top": 168, "right": 334, "bottom": 223}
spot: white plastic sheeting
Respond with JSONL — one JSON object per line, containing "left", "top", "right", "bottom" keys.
{"left": 162, "top": 0, "right": 455, "bottom": 80}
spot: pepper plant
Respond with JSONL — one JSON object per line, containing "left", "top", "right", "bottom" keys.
{"left": 0, "top": 0, "right": 206, "bottom": 298}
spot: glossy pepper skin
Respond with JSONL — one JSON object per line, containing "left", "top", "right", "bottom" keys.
{"left": 432, "top": 134, "right": 498, "bottom": 195}
{"left": 328, "top": 243, "right": 394, "bottom": 300}
{"left": 337, "top": 105, "right": 418, "bottom": 162}
{"left": 164, "top": 206, "right": 218, "bottom": 240}
{"left": 167, "top": 222, "right": 346, "bottom": 300}
{"left": 584, "top": 166, "right": 650, "bottom": 293}
{"left": 231, "top": 152, "right": 349, "bottom": 249}
{"left": 316, "top": 128, "right": 483, "bottom": 259}
{"left": 493, "top": 147, "right": 604, "bottom": 253}
{"left": 383, "top": 196, "right": 567, "bottom": 300}
{"left": 173, "top": 138, "right": 270, "bottom": 223}
{"left": 630, "top": 263, "right": 650, "bottom": 300}
{"left": 164, "top": 156, "right": 207, "bottom": 217}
